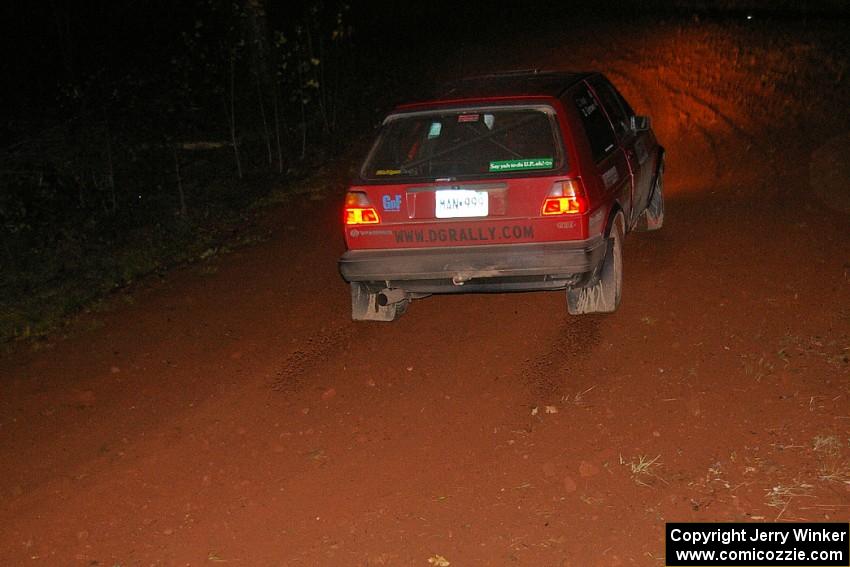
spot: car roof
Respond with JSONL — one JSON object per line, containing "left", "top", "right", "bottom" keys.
{"left": 394, "top": 70, "right": 592, "bottom": 112}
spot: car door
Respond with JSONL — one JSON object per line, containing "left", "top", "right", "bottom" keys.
{"left": 589, "top": 75, "right": 654, "bottom": 224}
{"left": 569, "top": 82, "right": 634, "bottom": 226}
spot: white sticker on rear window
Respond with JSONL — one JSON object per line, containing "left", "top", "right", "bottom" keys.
{"left": 428, "top": 122, "right": 442, "bottom": 139}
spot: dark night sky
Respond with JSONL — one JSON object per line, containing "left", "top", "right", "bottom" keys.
{"left": 0, "top": 1, "right": 533, "bottom": 120}
{"left": 1, "top": 0, "right": 848, "bottom": 123}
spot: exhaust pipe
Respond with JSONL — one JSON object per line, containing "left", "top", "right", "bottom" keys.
{"left": 377, "top": 288, "right": 407, "bottom": 306}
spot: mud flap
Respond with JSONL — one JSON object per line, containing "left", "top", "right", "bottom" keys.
{"left": 567, "top": 270, "right": 616, "bottom": 314}
{"left": 636, "top": 171, "right": 665, "bottom": 232}
{"left": 566, "top": 214, "right": 623, "bottom": 315}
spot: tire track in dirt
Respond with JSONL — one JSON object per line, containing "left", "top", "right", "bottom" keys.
{"left": 604, "top": 65, "right": 728, "bottom": 182}
{"left": 602, "top": 68, "right": 658, "bottom": 114}
{"left": 520, "top": 315, "right": 601, "bottom": 400}
{"left": 656, "top": 76, "right": 757, "bottom": 144}
{"left": 608, "top": 44, "right": 760, "bottom": 144}
{"left": 608, "top": 59, "right": 766, "bottom": 187}
{"left": 692, "top": 123, "right": 724, "bottom": 179}
{"left": 270, "top": 324, "right": 354, "bottom": 393}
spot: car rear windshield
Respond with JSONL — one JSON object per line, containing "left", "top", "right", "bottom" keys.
{"left": 362, "top": 105, "right": 563, "bottom": 181}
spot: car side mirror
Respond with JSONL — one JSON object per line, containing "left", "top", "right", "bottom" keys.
{"left": 630, "top": 115, "right": 651, "bottom": 132}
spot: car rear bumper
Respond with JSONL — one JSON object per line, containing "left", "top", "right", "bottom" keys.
{"left": 338, "top": 237, "right": 607, "bottom": 293}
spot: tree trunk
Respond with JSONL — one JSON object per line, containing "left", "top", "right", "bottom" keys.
{"left": 173, "top": 146, "right": 187, "bottom": 217}
{"left": 227, "top": 56, "right": 243, "bottom": 179}
{"left": 256, "top": 74, "right": 273, "bottom": 166}
{"left": 243, "top": 0, "right": 272, "bottom": 85}
{"left": 104, "top": 115, "right": 117, "bottom": 214}
{"left": 272, "top": 86, "right": 284, "bottom": 174}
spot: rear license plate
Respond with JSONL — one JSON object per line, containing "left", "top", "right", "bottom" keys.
{"left": 435, "top": 190, "right": 489, "bottom": 219}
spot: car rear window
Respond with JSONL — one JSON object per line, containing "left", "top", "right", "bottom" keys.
{"left": 362, "top": 106, "right": 563, "bottom": 181}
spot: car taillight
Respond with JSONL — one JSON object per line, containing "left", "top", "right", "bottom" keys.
{"left": 344, "top": 191, "right": 380, "bottom": 225}
{"left": 541, "top": 179, "right": 587, "bottom": 215}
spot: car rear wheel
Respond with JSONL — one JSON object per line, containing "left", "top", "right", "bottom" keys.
{"left": 566, "top": 212, "right": 623, "bottom": 315}
{"left": 350, "top": 283, "right": 409, "bottom": 322}
{"left": 636, "top": 171, "right": 664, "bottom": 232}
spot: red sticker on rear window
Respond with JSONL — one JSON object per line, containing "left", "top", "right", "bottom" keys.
{"left": 457, "top": 114, "right": 479, "bottom": 123}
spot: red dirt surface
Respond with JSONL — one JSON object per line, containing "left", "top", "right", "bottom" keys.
{"left": 1, "top": 16, "right": 849, "bottom": 566}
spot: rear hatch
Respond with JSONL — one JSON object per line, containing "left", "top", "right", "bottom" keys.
{"left": 345, "top": 103, "right": 590, "bottom": 249}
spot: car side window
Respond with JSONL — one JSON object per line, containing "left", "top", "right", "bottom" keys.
{"left": 590, "top": 77, "right": 631, "bottom": 140}
{"left": 572, "top": 84, "right": 617, "bottom": 163}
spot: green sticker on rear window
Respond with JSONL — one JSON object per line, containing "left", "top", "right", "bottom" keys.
{"left": 489, "top": 158, "right": 554, "bottom": 172}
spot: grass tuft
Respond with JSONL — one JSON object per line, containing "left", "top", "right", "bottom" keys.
{"left": 620, "top": 454, "right": 665, "bottom": 487}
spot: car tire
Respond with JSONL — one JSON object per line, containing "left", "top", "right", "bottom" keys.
{"left": 350, "top": 283, "right": 409, "bottom": 322}
{"left": 566, "top": 212, "right": 624, "bottom": 315}
{"left": 635, "top": 171, "right": 664, "bottom": 232}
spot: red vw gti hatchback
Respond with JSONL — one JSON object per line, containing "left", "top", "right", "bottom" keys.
{"left": 339, "top": 71, "right": 664, "bottom": 321}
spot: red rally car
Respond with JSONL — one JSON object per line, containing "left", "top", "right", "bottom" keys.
{"left": 338, "top": 71, "right": 665, "bottom": 321}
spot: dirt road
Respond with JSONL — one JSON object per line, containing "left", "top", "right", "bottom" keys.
{"left": 1, "top": 16, "right": 848, "bottom": 566}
